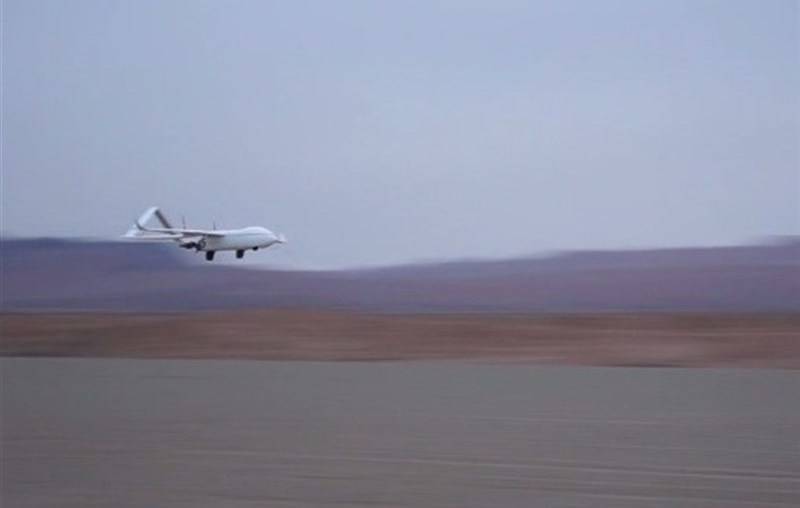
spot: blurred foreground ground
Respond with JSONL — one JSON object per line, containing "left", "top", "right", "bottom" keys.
{"left": 2, "top": 311, "right": 799, "bottom": 368}
{"left": 3, "top": 358, "right": 799, "bottom": 507}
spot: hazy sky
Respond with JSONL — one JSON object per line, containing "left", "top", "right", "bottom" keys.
{"left": 3, "top": 0, "right": 798, "bottom": 268}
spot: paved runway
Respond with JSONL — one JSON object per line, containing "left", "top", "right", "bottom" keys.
{"left": 3, "top": 358, "right": 799, "bottom": 507}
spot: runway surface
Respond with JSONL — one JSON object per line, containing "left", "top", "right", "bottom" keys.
{"left": 2, "top": 358, "right": 799, "bottom": 507}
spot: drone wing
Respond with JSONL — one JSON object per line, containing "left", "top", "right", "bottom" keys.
{"left": 124, "top": 206, "right": 225, "bottom": 239}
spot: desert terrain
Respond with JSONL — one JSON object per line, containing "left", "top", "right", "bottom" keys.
{"left": 3, "top": 311, "right": 799, "bottom": 368}
{"left": 4, "top": 358, "right": 799, "bottom": 508}
{"left": 3, "top": 241, "right": 799, "bottom": 507}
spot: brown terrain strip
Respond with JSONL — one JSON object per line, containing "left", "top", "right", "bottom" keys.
{"left": 2, "top": 312, "right": 799, "bottom": 368}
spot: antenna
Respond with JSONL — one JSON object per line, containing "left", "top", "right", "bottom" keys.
{"left": 213, "top": 220, "right": 217, "bottom": 230}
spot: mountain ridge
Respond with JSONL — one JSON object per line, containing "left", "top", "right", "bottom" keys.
{"left": 2, "top": 237, "right": 798, "bottom": 312}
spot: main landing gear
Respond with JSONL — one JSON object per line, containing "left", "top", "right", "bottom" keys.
{"left": 203, "top": 250, "right": 246, "bottom": 261}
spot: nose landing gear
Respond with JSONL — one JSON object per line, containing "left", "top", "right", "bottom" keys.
{"left": 236, "top": 250, "right": 245, "bottom": 259}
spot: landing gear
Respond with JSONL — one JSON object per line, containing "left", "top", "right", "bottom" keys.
{"left": 205, "top": 251, "right": 215, "bottom": 261}
{"left": 253, "top": 246, "right": 259, "bottom": 251}
{"left": 236, "top": 250, "right": 245, "bottom": 259}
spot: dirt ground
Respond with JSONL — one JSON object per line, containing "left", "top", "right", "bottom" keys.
{"left": 2, "top": 311, "right": 799, "bottom": 368}
{"left": 5, "top": 358, "right": 799, "bottom": 507}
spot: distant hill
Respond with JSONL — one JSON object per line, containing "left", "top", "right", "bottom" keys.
{"left": 2, "top": 237, "right": 798, "bottom": 312}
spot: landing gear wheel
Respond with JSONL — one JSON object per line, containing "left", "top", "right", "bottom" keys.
{"left": 236, "top": 250, "right": 245, "bottom": 259}
{"left": 205, "top": 251, "right": 215, "bottom": 261}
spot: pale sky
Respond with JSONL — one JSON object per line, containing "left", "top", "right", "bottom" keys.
{"left": 3, "top": 0, "right": 798, "bottom": 268}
